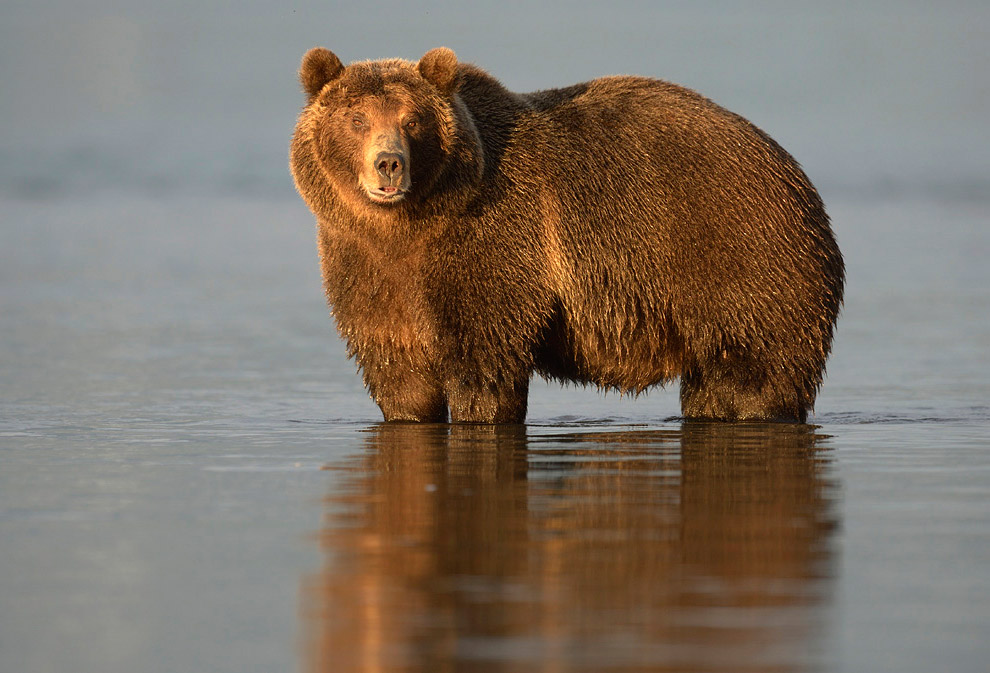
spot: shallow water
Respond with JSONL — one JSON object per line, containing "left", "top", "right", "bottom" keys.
{"left": 1, "top": 193, "right": 988, "bottom": 672}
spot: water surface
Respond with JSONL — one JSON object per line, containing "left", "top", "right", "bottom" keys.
{"left": 1, "top": 195, "right": 988, "bottom": 673}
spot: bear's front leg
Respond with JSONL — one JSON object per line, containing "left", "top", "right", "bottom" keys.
{"left": 358, "top": 353, "right": 448, "bottom": 422}
{"left": 444, "top": 375, "right": 530, "bottom": 424}
{"left": 679, "top": 356, "right": 808, "bottom": 423}
{"left": 375, "top": 382, "right": 448, "bottom": 422}
{"left": 425, "top": 236, "right": 548, "bottom": 424}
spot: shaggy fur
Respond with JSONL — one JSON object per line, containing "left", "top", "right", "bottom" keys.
{"left": 290, "top": 47, "right": 844, "bottom": 423}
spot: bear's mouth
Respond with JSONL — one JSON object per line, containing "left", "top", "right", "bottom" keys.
{"left": 365, "top": 186, "right": 408, "bottom": 204}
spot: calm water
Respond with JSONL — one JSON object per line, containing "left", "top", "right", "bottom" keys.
{"left": 1, "top": 194, "right": 987, "bottom": 673}
{"left": 2, "top": 2, "right": 989, "bottom": 671}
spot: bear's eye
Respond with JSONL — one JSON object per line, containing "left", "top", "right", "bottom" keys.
{"left": 405, "top": 119, "right": 418, "bottom": 130}
{"left": 351, "top": 116, "right": 364, "bottom": 128}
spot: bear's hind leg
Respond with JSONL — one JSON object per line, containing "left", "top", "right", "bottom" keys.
{"left": 679, "top": 359, "right": 809, "bottom": 423}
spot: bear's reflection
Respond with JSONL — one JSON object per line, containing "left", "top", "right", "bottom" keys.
{"left": 303, "top": 423, "right": 838, "bottom": 672}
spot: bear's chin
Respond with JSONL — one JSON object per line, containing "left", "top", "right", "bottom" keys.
{"left": 364, "top": 187, "right": 408, "bottom": 205}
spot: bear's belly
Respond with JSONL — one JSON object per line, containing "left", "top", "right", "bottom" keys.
{"left": 534, "top": 300, "right": 684, "bottom": 393}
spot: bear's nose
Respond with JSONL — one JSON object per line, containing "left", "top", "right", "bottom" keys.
{"left": 375, "top": 152, "right": 405, "bottom": 180}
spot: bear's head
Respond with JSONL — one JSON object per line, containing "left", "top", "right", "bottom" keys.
{"left": 292, "top": 47, "right": 484, "bottom": 220}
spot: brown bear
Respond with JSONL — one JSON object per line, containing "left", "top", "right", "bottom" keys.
{"left": 290, "top": 47, "right": 844, "bottom": 424}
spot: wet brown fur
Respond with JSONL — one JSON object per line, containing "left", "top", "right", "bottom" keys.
{"left": 290, "top": 47, "right": 844, "bottom": 423}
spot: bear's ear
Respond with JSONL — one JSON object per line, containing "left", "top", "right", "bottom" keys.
{"left": 418, "top": 47, "right": 459, "bottom": 95}
{"left": 300, "top": 48, "right": 344, "bottom": 100}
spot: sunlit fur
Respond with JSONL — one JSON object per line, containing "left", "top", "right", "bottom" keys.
{"left": 290, "top": 47, "right": 844, "bottom": 423}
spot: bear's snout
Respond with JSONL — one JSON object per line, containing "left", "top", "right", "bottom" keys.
{"left": 366, "top": 150, "right": 409, "bottom": 202}
{"left": 375, "top": 152, "right": 406, "bottom": 184}
{"left": 360, "top": 129, "right": 412, "bottom": 202}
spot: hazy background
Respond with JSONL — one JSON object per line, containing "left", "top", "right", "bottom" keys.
{"left": 1, "top": 0, "right": 987, "bottom": 201}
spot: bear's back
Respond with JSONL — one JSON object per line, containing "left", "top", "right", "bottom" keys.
{"left": 454, "top": 67, "right": 841, "bottom": 402}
